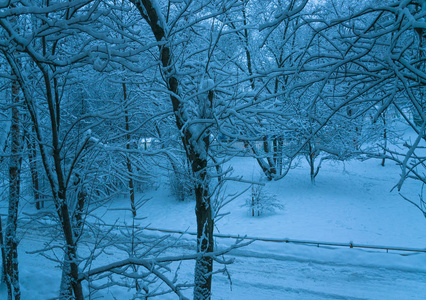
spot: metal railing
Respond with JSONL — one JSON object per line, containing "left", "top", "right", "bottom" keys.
{"left": 127, "top": 225, "right": 426, "bottom": 254}
{"left": 8, "top": 216, "right": 426, "bottom": 254}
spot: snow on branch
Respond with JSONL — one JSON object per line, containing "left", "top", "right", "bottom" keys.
{"left": 259, "top": 0, "right": 309, "bottom": 31}
{"left": 78, "top": 239, "right": 252, "bottom": 282}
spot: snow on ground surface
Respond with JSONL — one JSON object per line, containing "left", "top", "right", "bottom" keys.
{"left": 2, "top": 147, "right": 426, "bottom": 299}
{"left": 105, "top": 155, "right": 426, "bottom": 249}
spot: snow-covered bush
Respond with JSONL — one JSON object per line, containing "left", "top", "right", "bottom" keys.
{"left": 246, "top": 185, "right": 284, "bottom": 216}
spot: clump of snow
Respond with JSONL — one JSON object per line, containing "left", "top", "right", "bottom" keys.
{"left": 201, "top": 78, "right": 214, "bottom": 91}
{"left": 92, "top": 57, "right": 107, "bottom": 72}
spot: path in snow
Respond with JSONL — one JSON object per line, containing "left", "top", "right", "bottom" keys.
{"left": 6, "top": 224, "right": 426, "bottom": 299}
{"left": 210, "top": 251, "right": 426, "bottom": 300}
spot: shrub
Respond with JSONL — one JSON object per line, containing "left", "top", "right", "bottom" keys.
{"left": 246, "top": 185, "right": 284, "bottom": 216}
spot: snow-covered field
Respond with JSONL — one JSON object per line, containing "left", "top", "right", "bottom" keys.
{"left": 2, "top": 153, "right": 426, "bottom": 299}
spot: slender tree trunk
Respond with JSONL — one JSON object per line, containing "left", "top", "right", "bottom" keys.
{"left": 37, "top": 47, "right": 84, "bottom": 299}
{"left": 244, "top": 141, "right": 276, "bottom": 180}
{"left": 381, "top": 112, "right": 387, "bottom": 167}
{"left": 262, "top": 136, "right": 277, "bottom": 175}
{"left": 0, "top": 216, "right": 6, "bottom": 283}
{"left": 74, "top": 179, "right": 86, "bottom": 237}
{"left": 5, "top": 70, "right": 22, "bottom": 300}
{"left": 273, "top": 136, "right": 278, "bottom": 166}
{"left": 169, "top": 157, "right": 185, "bottom": 201}
{"left": 58, "top": 167, "right": 84, "bottom": 299}
{"left": 242, "top": 4, "right": 278, "bottom": 180}
{"left": 277, "top": 136, "right": 284, "bottom": 175}
{"left": 122, "top": 76, "right": 140, "bottom": 290}
{"left": 122, "top": 82, "right": 136, "bottom": 216}
{"left": 126, "top": 159, "right": 136, "bottom": 215}
{"left": 26, "top": 126, "right": 43, "bottom": 209}
{"left": 251, "top": 192, "right": 255, "bottom": 217}
{"left": 37, "top": 63, "right": 83, "bottom": 300}
{"left": 57, "top": 195, "right": 84, "bottom": 300}
{"left": 59, "top": 194, "right": 85, "bottom": 299}
{"left": 2, "top": 12, "right": 83, "bottom": 298}
{"left": 308, "top": 142, "right": 315, "bottom": 184}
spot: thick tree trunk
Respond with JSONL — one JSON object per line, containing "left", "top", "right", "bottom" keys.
{"left": 59, "top": 257, "right": 72, "bottom": 299}
{"left": 190, "top": 91, "right": 214, "bottom": 299}
{"left": 193, "top": 194, "right": 213, "bottom": 299}
{"left": 192, "top": 148, "right": 213, "bottom": 300}
{"left": 5, "top": 72, "right": 22, "bottom": 300}
{"left": 130, "top": 2, "right": 215, "bottom": 298}
{"left": 192, "top": 157, "right": 213, "bottom": 299}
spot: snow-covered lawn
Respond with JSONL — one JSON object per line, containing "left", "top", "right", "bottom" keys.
{"left": 109, "top": 156, "right": 426, "bottom": 248}
{"left": 2, "top": 156, "right": 426, "bottom": 299}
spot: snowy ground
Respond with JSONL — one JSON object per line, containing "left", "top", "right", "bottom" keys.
{"left": 2, "top": 150, "right": 426, "bottom": 299}
{"left": 105, "top": 154, "right": 426, "bottom": 249}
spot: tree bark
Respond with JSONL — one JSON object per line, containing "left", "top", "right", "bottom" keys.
{"left": 122, "top": 82, "right": 136, "bottom": 216}
{"left": 26, "top": 126, "right": 43, "bottom": 209}
{"left": 57, "top": 194, "right": 84, "bottom": 300}
{"left": 0, "top": 216, "right": 7, "bottom": 283}
{"left": 5, "top": 70, "right": 22, "bottom": 300}
{"left": 308, "top": 142, "right": 316, "bottom": 184}
{"left": 381, "top": 112, "right": 387, "bottom": 167}
{"left": 191, "top": 131, "right": 213, "bottom": 300}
